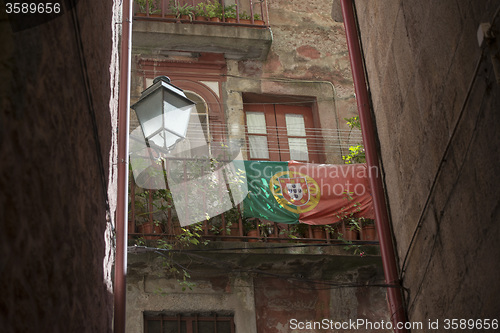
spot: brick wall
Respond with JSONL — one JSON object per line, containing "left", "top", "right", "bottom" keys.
{"left": 355, "top": 0, "right": 500, "bottom": 324}
{"left": 0, "top": 1, "right": 119, "bottom": 332}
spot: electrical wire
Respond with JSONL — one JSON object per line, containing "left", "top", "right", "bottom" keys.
{"left": 69, "top": 0, "right": 111, "bottom": 218}
{"left": 400, "top": 50, "right": 486, "bottom": 279}
{"left": 406, "top": 54, "right": 491, "bottom": 314}
{"left": 400, "top": 3, "right": 500, "bottom": 279}
{"left": 180, "top": 122, "right": 363, "bottom": 157}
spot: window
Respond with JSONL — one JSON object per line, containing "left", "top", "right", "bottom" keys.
{"left": 185, "top": 91, "right": 211, "bottom": 156}
{"left": 285, "top": 113, "right": 309, "bottom": 161}
{"left": 144, "top": 313, "right": 235, "bottom": 333}
{"left": 244, "top": 103, "right": 321, "bottom": 162}
{"left": 246, "top": 111, "right": 271, "bottom": 159}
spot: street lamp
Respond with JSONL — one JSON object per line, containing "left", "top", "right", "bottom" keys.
{"left": 131, "top": 76, "right": 196, "bottom": 151}
{"left": 115, "top": 73, "right": 196, "bottom": 333}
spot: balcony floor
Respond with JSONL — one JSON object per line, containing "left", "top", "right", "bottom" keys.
{"left": 132, "top": 19, "right": 272, "bottom": 60}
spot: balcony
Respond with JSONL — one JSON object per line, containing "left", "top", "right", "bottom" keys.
{"left": 127, "top": 159, "right": 379, "bottom": 251}
{"left": 132, "top": 0, "right": 273, "bottom": 60}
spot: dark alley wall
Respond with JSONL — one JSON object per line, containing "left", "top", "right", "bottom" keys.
{"left": 354, "top": 0, "right": 500, "bottom": 325}
{"left": 0, "top": 2, "right": 118, "bottom": 332}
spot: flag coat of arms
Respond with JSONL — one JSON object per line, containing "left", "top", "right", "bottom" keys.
{"left": 242, "top": 161, "right": 374, "bottom": 225}
{"left": 279, "top": 177, "right": 309, "bottom": 206}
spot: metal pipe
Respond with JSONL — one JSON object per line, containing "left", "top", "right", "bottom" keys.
{"left": 339, "top": 0, "right": 408, "bottom": 331}
{"left": 114, "top": 0, "right": 132, "bottom": 330}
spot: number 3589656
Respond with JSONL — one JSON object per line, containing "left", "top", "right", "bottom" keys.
{"left": 6, "top": 3, "right": 61, "bottom": 14}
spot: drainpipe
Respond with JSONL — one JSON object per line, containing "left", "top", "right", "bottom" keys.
{"left": 114, "top": 0, "right": 132, "bottom": 331}
{"left": 340, "top": 0, "right": 408, "bottom": 331}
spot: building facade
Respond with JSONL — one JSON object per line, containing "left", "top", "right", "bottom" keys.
{"left": 126, "top": 0, "right": 390, "bottom": 332}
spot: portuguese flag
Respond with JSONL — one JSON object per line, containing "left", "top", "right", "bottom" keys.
{"left": 242, "top": 161, "right": 374, "bottom": 225}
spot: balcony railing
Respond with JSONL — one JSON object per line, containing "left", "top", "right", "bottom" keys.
{"left": 127, "top": 158, "right": 378, "bottom": 244}
{"left": 130, "top": 211, "right": 378, "bottom": 244}
{"left": 133, "top": 0, "right": 269, "bottom": 27}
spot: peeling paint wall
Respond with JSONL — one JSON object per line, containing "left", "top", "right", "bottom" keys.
{"left": 131, "top": 0, "right": 358, "bottom": 164}
{"left": 127, "top": 249, "right": 391, "bottom": 333}
{"left": 227, "top": 0, "right": 358, "bottom": 164}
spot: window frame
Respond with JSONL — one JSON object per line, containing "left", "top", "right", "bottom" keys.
{"left": 244, "top": 103, "right": 321, "bottom": 163}
{"left": 144, "top": 312, "right": 236, "bottom": 333}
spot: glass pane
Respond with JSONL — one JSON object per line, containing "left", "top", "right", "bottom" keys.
{"left": 248, "top": 136, "right": 269, "bottom": 159}
{"left": 216, "top": 321, "right": 232, "bottom": 333}
{"left": 285, "top": 114, "right": 306, "bottom": 136}
{"left": 163, "top": 320, "right": 178, "bottom": 333}
{"left": 288, "top": 138, "right": 309, "bottom": 161}
{"left": 187, "top": 113, "right": 209, "bottom": 144}
{"left": 146, "top": 320, "right": 161, "bottom": 333}
{"left": 184, "top": 91, "right": 210, "bottom": 156}
{"left": 197, "top": 320, "right": 214, "bottom": 333}
{"left": 246, "top": 112, "right": 267, "bottom": 134}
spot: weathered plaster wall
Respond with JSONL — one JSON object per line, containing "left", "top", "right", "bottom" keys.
{"left": 227, "top": 0, "right": 359, "bottom": 164}
{"left": 254, "top": 274, "right": 390, "bottom": 333}
{"left": 355, "top": 0, "right": 500, "bottom": 324}
{"left": 130, "top": 0, "right": 358, "bottom": 163}
{"left": 127, "top": 248, "right": 390, "bottom": 333}
{"left": 0, "top": 1, "right": 119, "bottom": 332}
{"left": 127, "top": 252, "right": 258, "bottom": 333}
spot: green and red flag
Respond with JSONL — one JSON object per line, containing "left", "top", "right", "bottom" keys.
{"left": 242, "top": 161, "right": 374, "bottom": 225}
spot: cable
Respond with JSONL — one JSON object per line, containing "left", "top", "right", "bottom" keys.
{"left": 490, "top": 4, "right": 500, "bottom": 29}
{"left": 400, "top": 50, "right": 486, "bottom": 278}
{"left": 69, "top": 0, "right": 111, "bottom": 218}
{"left": 406, "top": 56, "right": 490, "bottom": 313}
{"left": 400, "top": 2, "right": 500, "bottom": 279}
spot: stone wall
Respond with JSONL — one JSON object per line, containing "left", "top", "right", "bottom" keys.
{"left": 354, "top": 0, "right": 500, "bottom": 324}
{"left": 0, "top": 1, "right": 119, "bottom": 332}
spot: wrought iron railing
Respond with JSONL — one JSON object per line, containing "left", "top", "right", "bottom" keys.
{"left": 133, "top": 0, "right": 269, "bottom": 26}
{"left": 128, "top": 162, "right": 378, "bottom": 244}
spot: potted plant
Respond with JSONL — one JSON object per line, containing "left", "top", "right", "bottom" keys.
{"left": 279, "top": 225, "right": 298, "bottom": 241}
{"left": 223, "top": 4, "right": 237, "bottom": 23}
{"left": 243, "top": 219, "right": 260, "bottom": 242}
{"left": 340, "top": 218, "right": 360, "bottom": 241}
{"left": 258, "top": 221, "right": 276, "bottom": 241}
{"left": 194, "top": 2, "right": 207, "bottom": 21}
{"left": 137, "top": 219, "right": 164, "bottom": 240}
{"left": 224, "top": 221, "right": 241, "bottom": 242}
{"left": 205, "top": 0, "right": 223, "bottom": 22}
{"left": 253, "top": 13, "right": 265, "bottom": 25}
{"left": 136, "top": 0, "right": 161, "bottom": 16}
{"left": 285, "top": 223, "right": 309, "bottom": 241}
{"left": 312, "top": 225, "right": 326, "bottom": 240}
{"left": 239, "top": 11, "right": 251, "bottom": 24}
{"left": 361, "top": 218, "right": 377, "bottom": 241}
{"left": 173, "top": 3, "right": 194, "bottom": 21}
{"left": 324, "top": 223, "right": 340, "bottom": 240}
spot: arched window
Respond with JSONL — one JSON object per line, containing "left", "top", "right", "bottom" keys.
{"left": 183, "top": 90, "right": 211, "bottom": 156}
